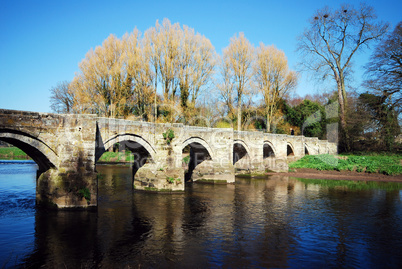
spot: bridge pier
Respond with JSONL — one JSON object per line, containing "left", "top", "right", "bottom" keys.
{"left": 133, "top": 142, "right": 185, "bottom": 192}
{"left": 37, "top": 168, "right": 97, "bottom": 209}
{"left": 32, "top": 113, "right": 99, "bottom": 209}
{"left": 190, "top": 159, "right": 235, "bottom": 183}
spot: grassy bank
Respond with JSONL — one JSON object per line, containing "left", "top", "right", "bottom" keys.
{"left": 0, "top": 147, "right": 30, "bottom": 160}
{"left": 289, "top": 154, "right": 402, "bottom": 176}
{"left": 97, "top": 151, "right": 134, "bottom": 163}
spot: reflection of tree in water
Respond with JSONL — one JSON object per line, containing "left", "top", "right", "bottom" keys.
{"left": 105, "top": 202, "right": 153, "bottom": 266}
{"left": 226, "top": 176, "right": 296, "bottom": 268}
{"left": 16, "top": 171, "right": 402, "bottom": 268}
{"left": 97, "top": 165, "right": 153, "bottom": 267}
{"left": 23, "top": 210, "right": 99, "bottom": 268}
{"left": 182, "top": 186, "right": 210, "bottom": 233}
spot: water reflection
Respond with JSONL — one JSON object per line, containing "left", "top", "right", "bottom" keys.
{"left": 1, "top": 164, "right": 402, "bottom": 268}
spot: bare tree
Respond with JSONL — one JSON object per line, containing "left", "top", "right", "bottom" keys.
{"left": 297, "top": 3, "right": 389, "bottom": 151}
{"left": 222, "top": 32, "right": 254, "bottom": 131}
{"left": 254, "top": 44, "right": 298, "bottom": 132}
{"left": 49, "top": 81, "right": 74, "bottom": 113}
{"left": 364, "top": 21, "right": 402, "bottom": 110}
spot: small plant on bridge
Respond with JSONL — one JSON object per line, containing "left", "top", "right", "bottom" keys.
{"left": 78, "top": 187, "right": 91, "bottom": 203}
{"left": 162, "top": 129, "right": 175, "bottom": 145}
{"left": 166, "top": 176, "right": 181, "bottom": 184}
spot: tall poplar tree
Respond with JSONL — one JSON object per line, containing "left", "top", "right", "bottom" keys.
{"left": 254, "top": 44, "right": 298, "bottom": 132}
{"left": 222, "top": 33, "right": 254, "bottom": 131}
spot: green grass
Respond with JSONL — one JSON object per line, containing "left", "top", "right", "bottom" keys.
{"left": 182, "top": 155, "right": 190, "bottom": 164}
{"left": 0, "top": 147, "right": 134, "bottom": 162}
{"left": 0, "top": 147, "right": 30, "bottom": 160}
{"left": 289, "top": 154, "right": 402, "bottom": 176}
{"left": 98, "top": 151, "right": 135, "bottom": 162}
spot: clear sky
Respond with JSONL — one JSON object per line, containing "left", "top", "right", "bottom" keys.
{"left": 1, "top": 0, "right": 401, "bottom": 113}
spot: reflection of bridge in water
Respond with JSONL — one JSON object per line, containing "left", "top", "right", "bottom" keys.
{"left": 0, "top": 109, "right": 337, "bottom": 209}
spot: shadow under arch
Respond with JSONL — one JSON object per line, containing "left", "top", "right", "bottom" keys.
{"left": 233, "top": 139, "right": 250, "bottom": 165}
{"left": 101, "top": 134, "right": 156, "bottom": 162}
{"left": 182, "top": 137, "right": 213, "bottom": 182}
{"left": 0, "top": 129, "right": 57, "bottom": 175}
{"left": 263, "top": 141, "right": 276, "bottom": 158}
{"left": 287, "top": 143, "right": 295, "bottom": 156}
{"left": 304, "top": 143, "right": 310, "bottom": 155}
{"left": 99, "top": 134, "right": 157, "bottom": 180}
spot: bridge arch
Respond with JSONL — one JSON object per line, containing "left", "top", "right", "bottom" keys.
{"left": 287, "top": 143, "right": 295, "bottom": 156}
{"left": 0, "top": 129, "right": 57, "bottom": 173}
{"left": 263, "top": 141, "right": 276, "bottom": 158}
{"left": 103, "top": 134, "right": 156, "bottom": 162}
{"left": 182, "top": 137, "right": 214, "bottom": 160}
{"left": 102, "top": 134, "right": 157, "bottom": 179}
{"left": 304, "top": 143, "right": 310, "bottom": 155}
{"left": 233, "top": 139, "right": 250, "bottom": 164}
{"left": 182, "top": 137, "right": 214, "bottom": 182}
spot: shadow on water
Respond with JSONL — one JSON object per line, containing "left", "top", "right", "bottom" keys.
{"left": 2, "top": 163, "right": 402, "bottom": 268}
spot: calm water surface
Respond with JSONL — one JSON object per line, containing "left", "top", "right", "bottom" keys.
{"left": 1, "top": 161, "right": 402, "bottom": 268}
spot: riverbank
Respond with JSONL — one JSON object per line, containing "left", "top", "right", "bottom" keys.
{"left": 283, "top": 154, "right": 402, "bottom": 182}
{"left": 2, "top": 147, "right": 402, "bottom": 182}
{"left": 0, "top": 147, "right": 31, "bottom": 160}
{"left": 289, "top": 154, "right": 402, "bottom": 176}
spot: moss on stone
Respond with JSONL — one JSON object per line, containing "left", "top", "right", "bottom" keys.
{"left": 195, "top": 179, "right": 228, "bottom": 184}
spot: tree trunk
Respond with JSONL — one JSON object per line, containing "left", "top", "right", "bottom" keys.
{"left": 337, "top": 79, "right": 350, "bottom": 152}
{"left": 154, "top": 71, "right": 158, "bottom": 122}
{"left": 266, "top": 112, "right": 270, "bottom": 133}
{"left": 237, "top": 94, "right": 242, "bottom": 131}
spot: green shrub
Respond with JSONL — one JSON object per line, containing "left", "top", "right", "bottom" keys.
{"left": 163, "top": 129, "right": 175, "bottom": 145}
{"left": 78, "top": 187, "right": 91, "bottom": 202}
{"left": 182, "top": 155, "right": 190, "bottom": 164}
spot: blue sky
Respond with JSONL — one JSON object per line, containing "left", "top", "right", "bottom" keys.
{"left": 1, "top": 0, "right": 401, "bottom": 113}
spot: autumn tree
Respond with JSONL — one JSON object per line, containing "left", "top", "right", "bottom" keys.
{"left": 254, "top": 44, "right": 297, "bottom": 132}
{"left": 70, "top": 34, "right": 127, "bottom": 116}
{"left": 364, "top": 21, "right": 402, "bottom": 110}
{"left": 297, "top": 3, "right": 389, "bottom": 151}
{"left": 143, "top": 23, "right": 163, "bottom": 121}
{"left": 69, "top": 30, "right": 146, "bottom": 118}
{"left": 125, "top": 30, "right": 154, "bottom": 120}
{"left": 49, "top": 80, "right": 74, "bottom": 113}
{"left": 222, "top": 33, "right": 254, "bottom": 130}
{"left": 217, "top": 54, "right": 237, "bottom": 124}
{"left": 143, "top": 19, "right": 216, "bottom": 123}
{"left": 178, "top": 25, "right": 216, "bottom": 121}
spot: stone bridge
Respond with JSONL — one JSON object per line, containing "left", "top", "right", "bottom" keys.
{"left": 0, "top": 109, "right": 337, "bottom": 209}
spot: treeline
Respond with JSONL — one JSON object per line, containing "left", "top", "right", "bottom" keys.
{"left": 50, "top": 4, "right": 401, "bottom": 153}
{"left": 50, "top": 18, "right": 297, "bottom": 130}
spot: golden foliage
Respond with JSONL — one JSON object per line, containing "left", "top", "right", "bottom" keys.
{"left": 254, "top": 44, "right": 298, "bottom": 132}
{"left": 221, "top": 33, "right": 254, "bottom": 130}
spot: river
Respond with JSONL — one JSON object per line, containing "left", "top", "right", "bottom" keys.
{"left": 1, "top": 160, "right": 402, "bottom": 268}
